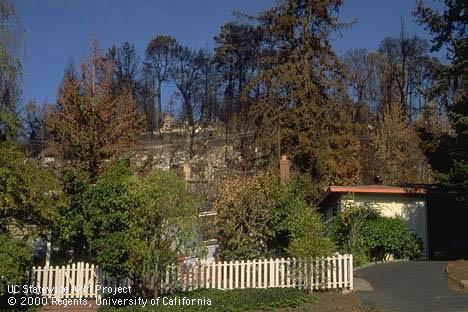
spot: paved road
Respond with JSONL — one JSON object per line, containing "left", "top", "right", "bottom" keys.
{"left": 355, "top": 261, "right": 468, "bottom": 312}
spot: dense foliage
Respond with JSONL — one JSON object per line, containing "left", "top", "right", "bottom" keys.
{"left": 49, "top": 42, "right": 142, "bottom": 178}
{"left": 99, "top": 288, "right": 316, "bottom": 312}
{"left": 415, "top": 0, "right": 467, "bottom": 206}
{"left": 214, "top": 171, "right": 334, "bottom": 260}
{"left": 0, "top": 144, "right": 64, "bottom": 236}
{"left": 55, "top": 162, "right": 203, "bottom": 296}
{"left": 330, "top": 202, "right": 422, "bottom": 265}
{"left": 287, "top": 205, "right": 335, "bottom": 259}
{"left": 81, "top": 163, "right": 135, "bottom": 278}
{"left": 361, "top": 217, "right": 423, "bottom": 261}
{"left": 0, "top": 0, "right": 23, "bottom": 142}
{"left": 0, "top": 144, "right": 63, "bottom": 310}
{"left": 0, "top": 144, "right": 65, "bottom": 299}
{"left": 372, "top": 105, "right": 433, "bottom": 184}
{"left": 0, "top": 235, "right": 31, "bottom": 296}
{"left": 245, "top": 0, "right": 361, "bottom": 192}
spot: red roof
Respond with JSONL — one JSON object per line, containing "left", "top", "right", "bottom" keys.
{"left": 318, "top": 185, "right": 429, "bottom": 206}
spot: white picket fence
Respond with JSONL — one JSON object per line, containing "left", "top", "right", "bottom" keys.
{"left": 31, "top": 254, "right": 353, "bottom": 298}
{"left": 164, "top": 254, "right": 353, "bottom": 292}
{"left": 30, "top": 262, "right": 129, "bottom": 299}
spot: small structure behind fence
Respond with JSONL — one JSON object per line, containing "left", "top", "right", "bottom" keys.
{"left": 31, "top": 254, "right": 352, "bottom": 299}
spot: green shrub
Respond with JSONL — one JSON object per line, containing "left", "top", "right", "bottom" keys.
{"left": 99, "top": 288, "right": 315, "bottom": 312}
{"left": 287, "top": 206, "right": 335, "bottom": 258}
{"left": 361, "top": 217, "right": 422, "bottom": 260}
{"left": 214, "top": 171, "right": 333, "bottom": 260}
{"left": 0, "top": 234, "right": 31, "bottom": 296}
{"left": 57, "top": 162, "right": 203, "bottom": 296}
{"left": 0, "top": 234, "right": 32, "bottom": 296}
{"left": 329, "top": 202, "right": 379, "bottom": 265}
{"left": 330, "top": 203, "right": 422, "bottom": 264}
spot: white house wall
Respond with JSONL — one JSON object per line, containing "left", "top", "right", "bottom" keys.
{"left": 340, "top": 195, "right": 428, "bottom": 258}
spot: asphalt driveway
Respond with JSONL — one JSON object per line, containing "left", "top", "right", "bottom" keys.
{"left": 355, "top": 261, "right": 468, "bottom": 312}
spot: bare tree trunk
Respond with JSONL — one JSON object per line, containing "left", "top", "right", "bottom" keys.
{"left": 148, "top": 97, "right": 155, "bottom": 138}
{"left": 155, "top": 86, "right": 162, "bottom": 135}
{"left": 189, "top": 133, "right": 195, "bottom": 159}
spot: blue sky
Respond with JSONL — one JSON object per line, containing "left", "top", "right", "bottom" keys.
{"left": 14, "top": 0, "right": 440, "bottom": 107}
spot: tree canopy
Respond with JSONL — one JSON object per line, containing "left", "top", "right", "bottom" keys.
{"left": 55, "top": 162, "right": 203, "bottom": 296}
{"left": 242, "top": 0, "right": 361, "bottom": 193}
{"left": 0, "top": 0, "right": 23, "bottom": 141}
{"left": 49, "top": 41, "right": 142, "bottom": 178}
{"left": 415, "top": 0, "right": 467, "bottom": 205}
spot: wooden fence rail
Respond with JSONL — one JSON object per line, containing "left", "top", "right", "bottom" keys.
{"left": 31, "top": 254, "right": 352, "bottom": 298}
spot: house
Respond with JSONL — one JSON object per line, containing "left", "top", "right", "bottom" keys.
{"left": 162, "top": 114, "right": 175, "bottom": 132}
{"left": 318, "top": 185, "right": 430, "bottom": 258}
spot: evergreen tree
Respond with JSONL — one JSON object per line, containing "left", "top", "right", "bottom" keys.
{"left": 246, "top": 0, "right": 361, "bottom": 194}
{"left": 0, "top": 0, "right": 23, "bottom": 141}
{"left": 415, "top": 0, "right": 467, "bottom": 205}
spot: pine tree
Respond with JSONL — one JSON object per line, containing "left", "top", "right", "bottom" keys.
{"left": 245, "top": 0, "right": 361, "bottom": 194}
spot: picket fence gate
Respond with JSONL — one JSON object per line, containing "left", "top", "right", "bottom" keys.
{"left": 30, "top": 262, "right": 129, "bottom": 299}
{"left": 31, "top": 254, "right": 353, "bottom": 299}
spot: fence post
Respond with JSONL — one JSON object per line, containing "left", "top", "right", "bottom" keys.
{"left": 246, "top": 260, "right": 251, "bottom": 288}
{"left": 229, "top": 261, "right": 233, "bottom": 289}
{"left": 47, "top": 266, "right": 53, "bottom": 297}
{"left": 303, "top": 259, "right": 307, "bottom": 290}
{"left": 211, "top": 262, "right": 216, "bottom": 289}
{"left": 217, "top": 261, "right": 222, "bottom": 289}
{"left": 279, "top": 258, "right": 284, "bottom": 287}
{"left": 234, "top": 260, "right": 239, "bottom": 289}
{"left": 223, "top": 261, "right": 228, "bottom": 289}
{"left": 78, "top": 262, "right": 83, "bottom": 297}
{"left": 66, "top": 263, "right": 70, "bottom": 298}
{"left": 41, "top": 265, "right": 48, "bottom": 292}
{"left": 291, "top": 258, "right": 296, "bottom": 288}
{"left": 89, "top": 264, "right": 95, "bottom": 298}
{"left": 252, "top": 260, "right": 257, "bottom": 288}
{"left": 343, "top": 255, "right": 348, "bottom": 289}
{"left": 54, "top": 266, "right": 59, "bottom": 298}
{"left": 269, "top": 258, "right": 274, "bottom": 288}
